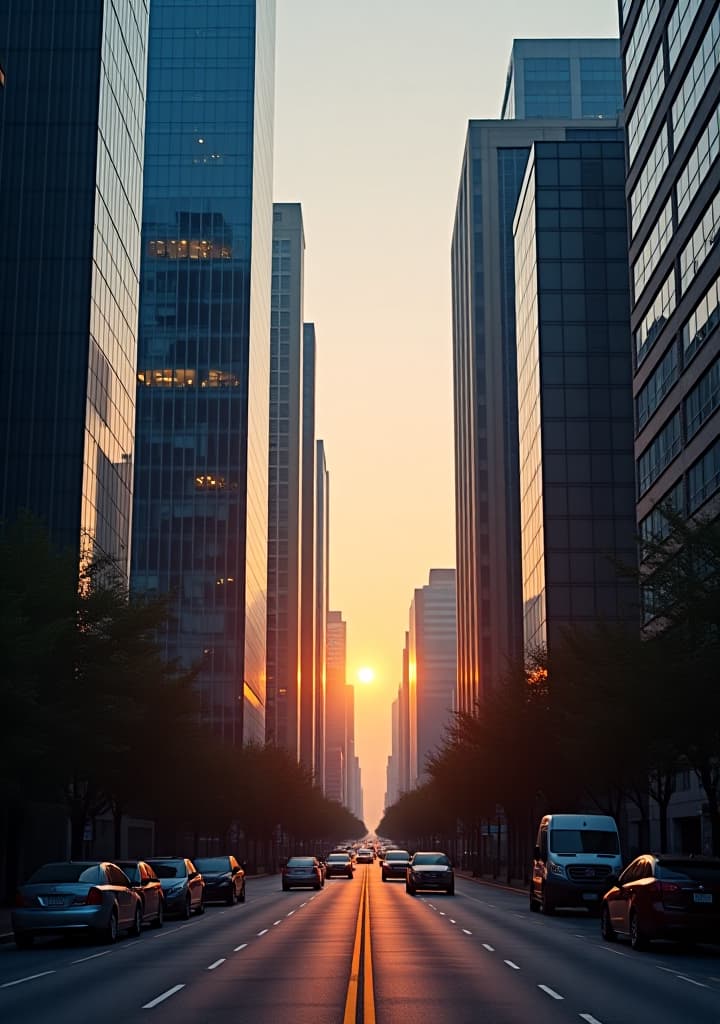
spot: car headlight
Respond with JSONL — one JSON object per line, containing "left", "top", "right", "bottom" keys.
{"left": 548, "top": 861, "right": 565, "bottom": 877}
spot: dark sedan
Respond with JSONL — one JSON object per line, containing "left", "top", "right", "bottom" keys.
{"left": 12, "top": 861, "right": 142, "bottom": 947}
{"left": 194, "top": 856, "right": 246, "bottom": 905}
{"left": 116, "top": 860, "right": 164, "bottom": 928}
{"left": 325, "top": 853, "right": 354, "bottom": 879}
{"left": 406, "top": 852, "right": 455, "bottom": 895}
{"left": 148, "top": 858, "right": 205, "bottom": 919}
{"left": 382, "top": 849, "right": 411, "bottom": 881}
{"left": 282, "top": 856, "right": 324, "bottom": 891}
{"left": 601, "top": 853, "right": 720, "bottom": 950}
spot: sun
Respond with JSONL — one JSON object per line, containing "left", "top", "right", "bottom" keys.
{"left": 357, "top": 666, "right": 375, "bottom": 685}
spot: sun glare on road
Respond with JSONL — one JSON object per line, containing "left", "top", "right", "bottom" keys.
{"left": 357, "top": 667, "right": 375, "bottom": 685}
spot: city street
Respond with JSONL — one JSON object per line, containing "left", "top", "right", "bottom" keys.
{"left": 1, "top": 865, "right": 719, "bottom": 1023}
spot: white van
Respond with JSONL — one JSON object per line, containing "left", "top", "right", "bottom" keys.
{"left": 530, "top": 813, "right": 622, "bottom": 914}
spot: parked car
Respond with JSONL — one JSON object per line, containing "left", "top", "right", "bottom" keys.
{"left": 12, "top": 861, "right": 142, "bottom": 947}
{"left": 356, "top": 848, "right": 374, "bottom": 864}
{"left": 194, "top": 856, "right": 245, "bottom": 905}
{"left": 282, "top": 856, "right": 324, "bottom": 891}
{"left": 116, "top": 860, "right": 164, "bottom": 928}
{"left": 147, "top": 858, "right": 205, "bottom": 918}
{"left": 530, "top": 813, "right": 622, "bottom": 914}
{"left": 406, "top": 852, "right": 455, "bottom": 895}
{"left": 382, "top": 849, "right": 411, "bottom": 881}
{"left": 325, "top": 853, "right": 354, "bottom": 879}
{"left": 601, "top": 854, "right": 720, "bottom": 950}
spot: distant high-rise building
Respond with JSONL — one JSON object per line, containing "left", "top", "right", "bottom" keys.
{"left": 344, "top": 683, "right": 360, "bottom": 815}
{"left": 325, "top": 610, "right": 347, "bottom": 803}
{"left": 299, "top": 323, "right": 317, "bottom": 772}
{"left": 501, "top": 39, "right": 623, "bottom": 120}
{"left": 266, "top": 203, "right": 305, "bottom": 758}
{"left": 385, "top": 696, "right": 400, "bottom": 807}
{"left": 452, "top": 112, "right": 623, "bottom": 714}
{"left": 131, "top": 0, "right": 276, "bottom": 745}
{"left": 314, "top": 440, "right": 329, "bottom": 789}
{"left": 513, "top": 139, "right": 637, "bottom": 653}
{"left": 0, "top": 0, "right": 150, "bottom": 571}
{"left": 408, "top": 569, "right": 457, "bottom": 787}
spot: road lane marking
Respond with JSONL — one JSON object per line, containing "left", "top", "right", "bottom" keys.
{"left": 504, "top": 960, "right": 520, "bottom": 970}
{"left": 538, "top": 985, "right": 563, "bottom": 1000}
{"left": 207, "top": 959, "right": 226, "bottom": 971}
{"left": 449, "top": 919, "right": 457, "bottom": 924}
{"left": 462, "top": 929, "right": 472, "bottom": 935}
{"left": 273, "top": 919, "right": 282, "bottom": 925}
{"left": 439, "top": 911, "right": 446, "bottom": 916}
{"left": 580, "top": 1015, "right": 604, "bottom": 1024}
{"left": 342, "top": 867, "right": 375, "bottom": 1024}
{"left": 678, "top": 976, "right": 708, "bottom": 988}
{"left": 1, "top": 971, "right": 56, "bottom": 989}
{"left": 300, "top": 902, "right": 307, "bottom": 907}
{"left": 287, "top": 910, "right": 296, "bottom": 917}
{"left": 234, "top": 944, "right": 247, "bottom": 952}
{"left": 257, "top": 929, "right": 268, "bottom": 936}
{"left": 482, "top": 943, "right": 495, "bottom": 951}
{"left": 142, "top": 985, "right": 185, "bottom": 1009}
{"left": 363, "top": 867, "right": 376, "bottom": 1024}
{"left": 71, "top": 951, "right": 111, "bottom": 964}
{"left": 600, "top": 945, "right": 629, "bottom": 957}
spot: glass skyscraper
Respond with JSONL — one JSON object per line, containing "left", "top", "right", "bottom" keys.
{"left": 0, "top": 0, "right": 150, "bottom": 572}
{"left": 131, "top": 0, "right": 276, "bottom": 745}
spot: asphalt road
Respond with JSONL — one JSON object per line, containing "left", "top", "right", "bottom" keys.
{"left": 1, "top": 866, "right": 719, "bottom": 1023}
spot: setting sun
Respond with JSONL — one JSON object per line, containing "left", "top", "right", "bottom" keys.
{"left": 357, "top": 666, "right": 375, "bottom": 685}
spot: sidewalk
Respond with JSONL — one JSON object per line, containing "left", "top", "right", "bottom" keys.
{"left": 456, "top": 870, "right": 528, "bottom": 896}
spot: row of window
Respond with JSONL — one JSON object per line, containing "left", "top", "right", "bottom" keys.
{"left": 628, "top": 47, "right": 665, "bottom": 165}
{"left": 679, "top": 186, "right": 720, "bottom": 293}
{"left": 668, "top": 0, "right": 704, "bottom": 70}
{"left": 676, "top": 100, "right": 720, "bottom": 222}
{"left": 636, "top": 343, "right": 679, "bottom": 430}
{"left": 683, "top": 272, "right": 720, "bottom": 359}
{"left": 671, "top": 6, "right": 720, "bottom": 147}
{"left": 685, "top": 355, "right": 720, "bottom": 437}
{"left": 630, "top": 125, "right": 669, "bottom": 237}
{"left": 638, "top": 409, "right": 682, "bottom": 495}
{"left": 633, "top": 198, "right": 673, "bottom": 300}
{"left": 625, "top": 0, "right": 660, "bottom": 92}
{"left": 639, "top": 480, "right": 684, "bottom": 548}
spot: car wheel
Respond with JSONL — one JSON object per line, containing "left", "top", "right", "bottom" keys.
{"left": 282, "top": 882, "right": 290, "bottom": 891}
{"left": 130, "top": 905, "right": 142, "bottom": 938}
{"left": 629, "top": 910, "right": 649, "bottom": 951}
{"left": 14, "top": 932, "right": 33, "bottom": 949}
{"left": 195, "top": 895, "right": 205, "bottom": 915}
{"left": 152, "top": 900, "right": 164, "bottom": 929}
{"left": 239, "top": 882, "right": 246, "bottom": 904}
{"left": 101, "top": 909, "right": 119, "bottom": 945}
{"left": 182, "top": 895, "right": 192, "bottom": 920}
{"left": 600, "top": 905, "right": 617, "bottom": 942}
{"left": 541, "top": 887, "right": 555, "bottom": 915}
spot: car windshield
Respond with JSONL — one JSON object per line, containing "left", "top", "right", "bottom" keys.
{"left": 287, "top": 857, "right": 314, "bottom": 867}
{"left": 28, "top": 863, "right": 102, "bottom": 884}
{"left": 386, "top": 851, "right": 409, "bottom": 861}
{"left": 413, "top": 854, "right": 450, "bottom": 866}
{"left": 328, "top": 854, "right": 349, "bottom": 862}
{"left": 194, "top": 858, "right": 231, "bottom": 872}
{"left": 658, "top": 861, "right": 720, "bottom": 883}
{"left": 149, "top": 860, "right": 187, "bottom": 878}
{"left": 550, "top": 830, "right": 619, "bottom": 855}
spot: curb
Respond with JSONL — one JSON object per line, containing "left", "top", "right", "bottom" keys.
{"left": 457, "top": 872, "right": 527, "bottom": 896}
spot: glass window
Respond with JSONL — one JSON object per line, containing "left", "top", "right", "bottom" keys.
{"left": 637, "top": 410, "right": 682, "bottom": 495}
{"left": 639, "top": 481, "right": 684, "bottom": 553}
{"left": 630, "top": 125, "right": 669, "bottom": 237}
{"left": 679, "top": 189, "right": 720, "bottom": 294}
{"left": 28, "top": 863, "right": 104, "bottom": 884}
{"left": 550, "top": 830, "right": 620, "bottom": 854}
{"left": 688, "top": 438, "right": 720, "bottom": 511}
{"left": 672, "top": 7, "right": 720, "bottom": 146}
{"left": 148, "top": 860, "right": 187, "bottom": 878}
{"left": 622, "top": 0, "right": 636, "bottom": 27}
{"left": 580, "top": 58, "right": 623, "bottom": 118}
{"left": 628, "top": 47, "right": 665, "bottom": 166}
{"left": 633, "top": 199, "right": 673, "bottom": 300}
{"left": 682, "top": 272, "right": 720, "bottom": 360}
{"left": 685, "top": 356, "right": 720, "bottom": 438}
{"left": 524, "top": 58, "right": 571, "bottom": 118}
{"left": 668, "top": 0, "right": 704, "bottom": 69}
{"left": 636, "top": 343, "right": 679, "bottom": 430}
{"left": 634, "top": 270, "right": 675, "bottom": 366}
{"left": 625, "top": 0, "right": 660, "bottom": 90}
{"left": 676, "top": 102, "right": 720, "bottom": 223}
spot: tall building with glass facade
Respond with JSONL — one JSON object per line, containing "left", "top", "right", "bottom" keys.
{"left": 325, "top": 610, "right": 347, "bottom": 803}
{"left": 0, "top": 0, "right": 149, "bottom": 572}
{"left": 131, "top": 0, "right": 276, "bottom": 746}
{"left": 266, "top": 203, "right": 305, "bottom": 758}
{"left": 501, "top": 39, "right": 623, "bottom": 120}
{"left": 314, "top": 439, "right": 329, "bottom": 789}
{"left": 299, "top": 323, "right": 317, "bottom": 772}
{"left": 513, "top": 140, "right": 637, "bottom": 653}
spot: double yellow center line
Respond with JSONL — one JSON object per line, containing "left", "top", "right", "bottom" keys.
{"left": 343, "top": 866, "right": 376, "bottom": 1024}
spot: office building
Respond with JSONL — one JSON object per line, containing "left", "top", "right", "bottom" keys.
{"left": 325, "top": 612, "right": 347, "bottom": 803}
{"left": 266, "top": 203, "right": 305, "bottom": 758}
{"left": 314, "top": 440, "right": 329, "bottom": 789}
{"left": 621, "top": 0, "right": 720, "bottom": 854}
{"left": 513, "top": 139, "right": 637, "bottom": 653}
{"left": 0, "top": 0, "right": 150, "bottom": 571}
{"left": 407, "top": 569, "right": 457, "bottom": 787}
{"left": 131, "top": 0, "right": 276, "bottom": 745}
{"left": 299, "top": 323, "right": 317, "bottom": 772}
{"left": 501, "top": 38, "right": 623, "bottom": 120}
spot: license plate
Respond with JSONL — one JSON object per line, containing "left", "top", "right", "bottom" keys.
{"left": 582, "top": 892, "right": 599, "bottom": 901}
{"left": 44, "top": 896, "right": 65, "bottom": 906}
{"left": 693, "top": 893, "right": 712, "bottom": 903}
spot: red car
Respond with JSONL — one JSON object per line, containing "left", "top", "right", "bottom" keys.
{"left": 601, "top": 854, "right": 720, "bottom": 950}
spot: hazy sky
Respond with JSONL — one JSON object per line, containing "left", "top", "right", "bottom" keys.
{"left": 273, "top": 0, "right": 620, "bottom": 829}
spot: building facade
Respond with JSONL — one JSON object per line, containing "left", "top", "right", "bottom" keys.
{"left": 513, "top": 139, "right": 638, "bottom": 654}
{"left": 131, "top": 0, "right": 276, "bottom": 745}
{"left": 325, "top": 610, "right": 347, "bottom": 803}
{"left": 621, "top": 0, "right": 720, "bottom": 855}
{"left": 314, "top": 439, "right": 329, "bottom": 789}
{"left": 266, "top": 203, "right": 305, "bottom": 758}
{"left": 0, "top": 0, "right": 150, "bottom": 571}
{"left": 299, "top": 323, "right": 317, "bottom": 772}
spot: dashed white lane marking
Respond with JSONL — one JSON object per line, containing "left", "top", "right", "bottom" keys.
{"left": 257, "top": 929, "right": 268, "bottom": 936}
{"left": 504, "top": 960, "right": 520, "bottom": 970}
{"left": 1, "top": 971, "right": 56, "bottom": 989}
{"left": 538, "top": 984, "right": 564, "bottom": 1000}
{"left": 579, "top": 1015, "right": 604, "bottom": 1024}
{"left": 449, "top": 919, "right": 457, "bottom": 924}
{"left": 678, "top": 976, "right": 708, "bottom": 989}
{"left": 142, "top": 984, "right": 185, "bottom": 1009}
{"left": 71, "top": 951, "right": 111, "bottom": 964}
{"left": 207, "top": 959, "right": 226, "bottom": 971}
{"left": 287, "top": 910, "right": 296, "bottom": 917}
{"left": 462, "top": 929, "right": 472, "bottom": 935}
{"left": 439, "top": 912, "right": 446, "bottom": 916}
{"left": 234, "top": 944, "right": 247, "bottom": 952}
{"left": 300, "top": 903, "right": 307, "bottom": 908}
{"left": 600, "top": 945, "right": 629, "bottom": 957}
{"left": 482, "top": 943, "right": 495, "bottom": 952}
{"left": 273, "top": 919, "right": 282, "bottom": 926}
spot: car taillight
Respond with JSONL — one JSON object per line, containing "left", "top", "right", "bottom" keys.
{"left": 86, "top": 887, "right": 104, "bottom": 905}
{"left": 656, "top": 881, "right": 681, "bottom": 896}
{"left": 14, "top": 891, "right": 25, "bottom": 908}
